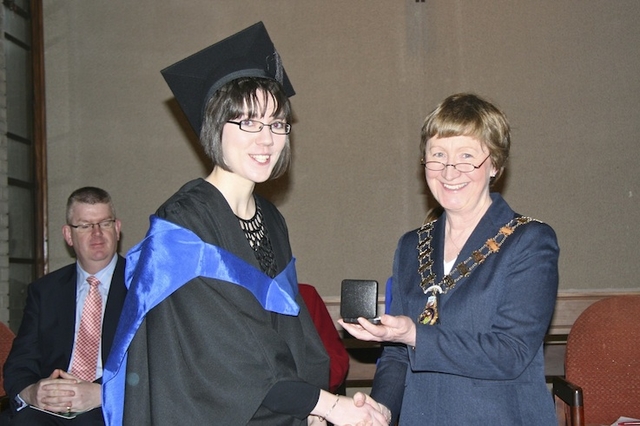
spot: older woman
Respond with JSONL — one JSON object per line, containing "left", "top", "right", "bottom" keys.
{"left": 341, "top": 93, "right": 559, "bottom": 425}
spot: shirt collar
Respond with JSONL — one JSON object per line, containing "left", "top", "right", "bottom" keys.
{"left": 76, "top": 254, "right": 118, "bottom": 290}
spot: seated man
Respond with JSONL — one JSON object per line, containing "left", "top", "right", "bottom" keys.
{"left": 3, "top": 187, "right": 127, "bottom": 425}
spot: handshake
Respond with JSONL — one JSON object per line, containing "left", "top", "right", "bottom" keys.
{"left": 309, "top": 390, "right": 392, "bottom": 426}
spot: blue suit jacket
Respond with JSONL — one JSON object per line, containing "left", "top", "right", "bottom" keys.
{"left": 371, "top": 194, "right": 559, "bottom": 425}
{"left": 3, "top": 255, "right": 127, "bottom": 410}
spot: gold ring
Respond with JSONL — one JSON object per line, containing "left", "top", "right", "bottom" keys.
{"left": 66, "top": 406, "right": 71, "bottom": 413}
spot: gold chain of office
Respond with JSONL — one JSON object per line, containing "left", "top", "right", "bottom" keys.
{"left": 416, "top": 215, "right": 540, "bottom": 325}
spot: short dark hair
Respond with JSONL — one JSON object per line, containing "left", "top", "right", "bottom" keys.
{"left": 200, "top": 77, "right": 292, "bottom": 180}
{"left": 420, "top": 93, "right": 511, "bottom": 183}
{"left": 66, "top": 187, "right": 115, "bottom": 224}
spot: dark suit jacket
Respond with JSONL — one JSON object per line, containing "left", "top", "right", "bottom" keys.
{"left": 371, "top": 194, "right": 559, "bottom": 425}
{"left": 3, "top": 255, "right": 127, "bottom": 409}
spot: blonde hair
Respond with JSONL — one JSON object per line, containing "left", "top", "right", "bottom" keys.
{"left": 420, "top": 93, "right": 510, "bottom": 183}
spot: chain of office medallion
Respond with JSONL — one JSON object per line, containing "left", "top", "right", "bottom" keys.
{"left": 417, "top": 216, "right": 539, "bottom": 296}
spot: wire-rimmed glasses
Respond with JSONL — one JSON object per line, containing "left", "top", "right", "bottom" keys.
{"left": 422, "top": 154, "right": 491, "bottom": 173}
{"left": 227, "top": 119, "right": 291, "bottom": 135}
{"left": 68, "top": 219, "right": 116, "bottom": 232}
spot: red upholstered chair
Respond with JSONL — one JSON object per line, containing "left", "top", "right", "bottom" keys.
{"left": 299, "top": 284, "right": 350, "bottom": 394}
{"left": 0, "top": 322, "right": 16, "bottom": 412}
{"left": 553, "top": 295, "right": 640, "bottom": 426}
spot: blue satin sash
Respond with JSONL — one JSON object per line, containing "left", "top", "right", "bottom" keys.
{"left": 102, "top": 215, "right": 299, "bottom": 425}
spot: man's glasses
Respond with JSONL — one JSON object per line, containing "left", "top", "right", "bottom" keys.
{"left": 422, "top": 154, "right": 491, "bottom": 173}
{"left": 227, "top": 119, "right": 291, "bottom": 135}
{"left": 68, "top": 219, "right": 116, "bottom": 232}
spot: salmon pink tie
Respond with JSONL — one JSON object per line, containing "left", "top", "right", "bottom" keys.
{"left": 71, "top": 276, "right": 102, "bottom": 382}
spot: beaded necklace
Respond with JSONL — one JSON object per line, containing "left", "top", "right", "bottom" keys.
{"left": 238, "top": 205, "right": 278, "bottom": 278}
{"left": 416, "top": 215, "right": 538, "bottom": 325}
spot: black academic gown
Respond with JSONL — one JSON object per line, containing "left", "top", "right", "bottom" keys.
{"left": 123, "top": 179, "right": 329, "bottom": 425}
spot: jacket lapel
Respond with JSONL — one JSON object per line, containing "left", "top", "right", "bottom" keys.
{"left": 102, "top": 255, "right": 127, "bottom": 363}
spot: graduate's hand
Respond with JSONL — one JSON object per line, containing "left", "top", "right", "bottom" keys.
{"left": 307, "top": 415, "right": 327, "bottom": 425}
{"left": 352, "top": 392, "right": 392, "bottom": 425}
{"left": 312, "top": 390, "right": 388, "bottom": 426}
{"left": 339, "top": 314, "right": 417, "bottom": 347}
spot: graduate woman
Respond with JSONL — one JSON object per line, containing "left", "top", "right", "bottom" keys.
{"left": 102, "top": 22, "right": 389, "bottom": 426}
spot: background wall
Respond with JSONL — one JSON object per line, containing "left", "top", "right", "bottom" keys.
{"left": 42, "top": 1, "right": 640, "bottom": 297}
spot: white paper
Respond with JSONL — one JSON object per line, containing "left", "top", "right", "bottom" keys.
{"left": 611, "top": 416, "right": 640, "bottom": 426}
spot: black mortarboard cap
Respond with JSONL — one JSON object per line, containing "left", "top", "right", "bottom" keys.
{"left": 161, "top": 21, "right": 294, "bottom": 136}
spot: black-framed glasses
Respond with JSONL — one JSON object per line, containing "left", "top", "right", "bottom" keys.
{"left": 68, "top": 219, "right": 116, "bottom": 232}
{"left": 422, "top": 154, "right": 491, "bottom": 173}
{"left": 227, "top": 119, "right": 291, "bottom": 135}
